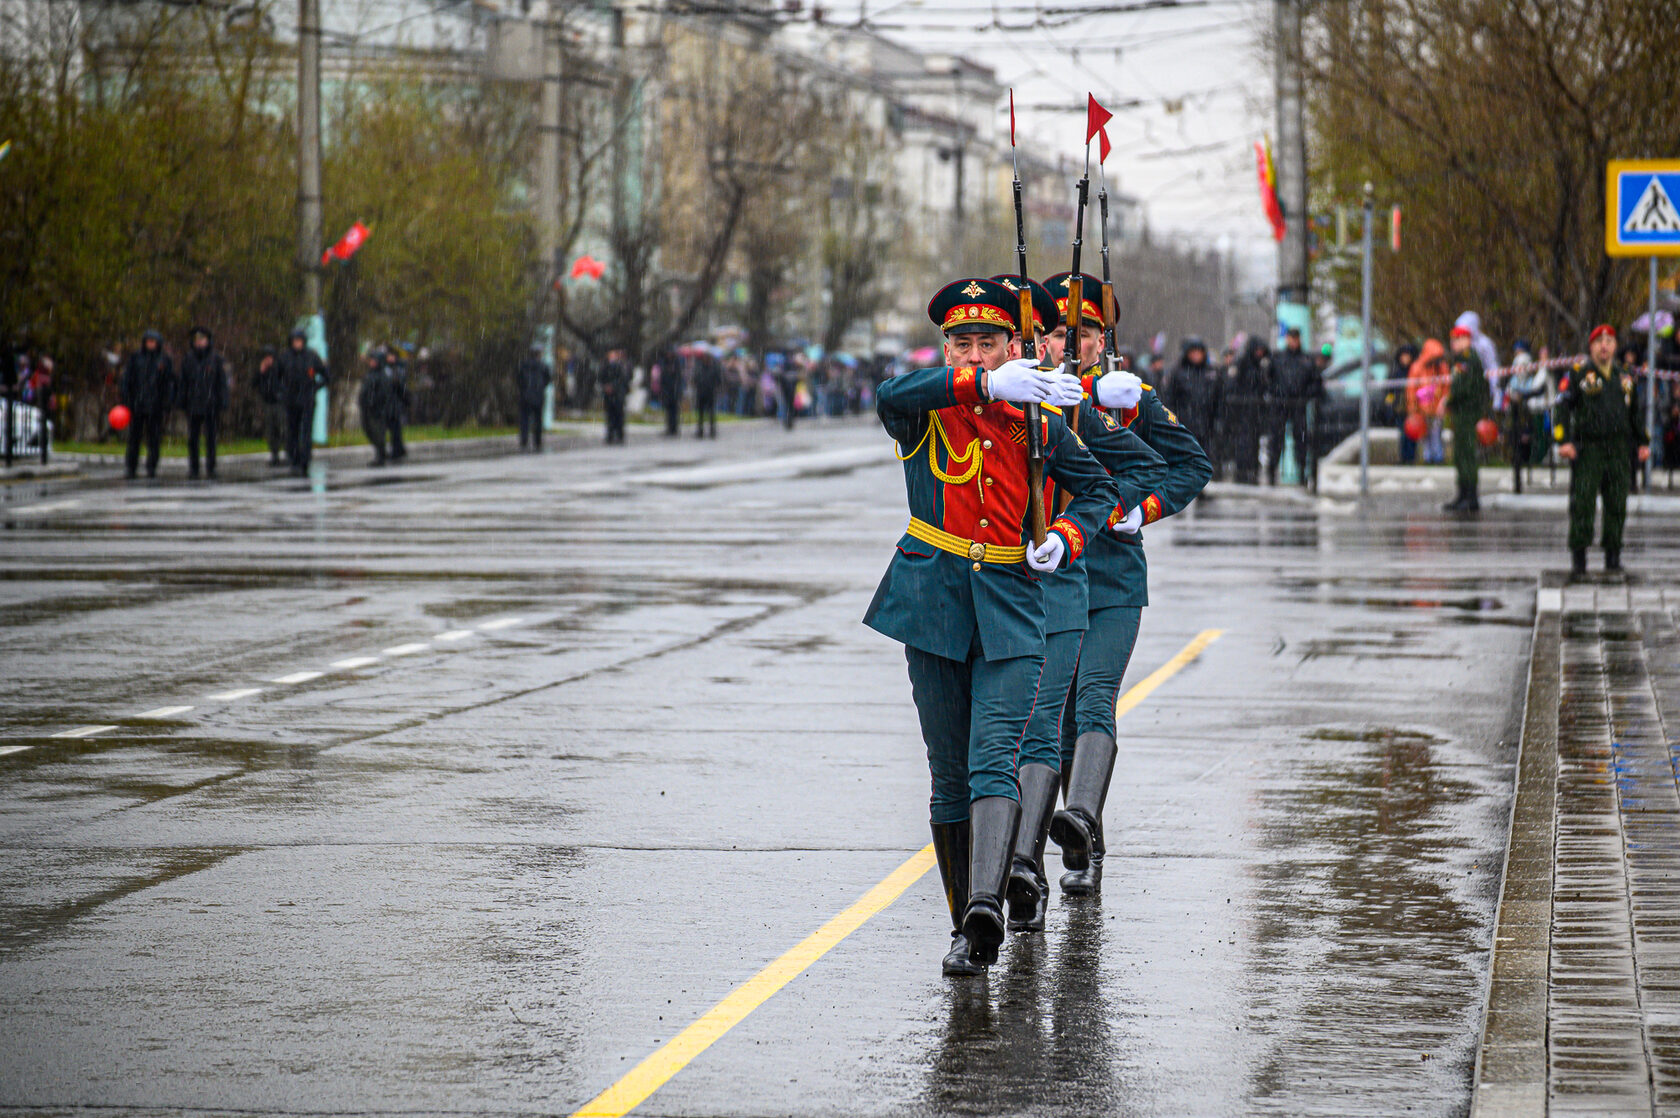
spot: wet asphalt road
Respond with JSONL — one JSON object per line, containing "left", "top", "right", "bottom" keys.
{"left": 0, "top": 419, "right": 1596, "bottom": 1115}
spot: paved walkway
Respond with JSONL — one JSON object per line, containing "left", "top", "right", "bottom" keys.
{"left": 1475, "top": 574, "right": 1680, "bottom": 1116}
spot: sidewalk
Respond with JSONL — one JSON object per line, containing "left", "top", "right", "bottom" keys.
{"left": 1473, "top": 572, "right": 1680, "bottom": 1116}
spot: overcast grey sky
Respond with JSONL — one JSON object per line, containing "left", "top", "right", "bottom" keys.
{"left": 868, "top": 0, "right": 1276, "bottom": 282}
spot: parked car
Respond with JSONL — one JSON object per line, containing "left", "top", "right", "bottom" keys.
{"left": 1313, "top": 352, "right": 1394, "bottom": 458}
{"left": 2, "top": 399, "right": 52, "bottom": 455}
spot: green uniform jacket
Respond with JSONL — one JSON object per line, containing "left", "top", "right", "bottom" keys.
{"left": 1043, "top": 400, "right": 1169, "bottom": 634}
{"left": 1446, "top": 351, "right": 1489, "bottom": 428}
{"left": 864, "top": 366, "right": 1121, "bottom": 662}
{"left": 1558, "top": 361, "right": 1646, "bottom": 447}
{"left": 1086, "top": 386, "right": 1213, "bottom": 609}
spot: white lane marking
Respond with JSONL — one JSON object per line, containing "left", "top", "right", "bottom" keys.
{"left": 0, "top": 745, "right": 32, "bottom": 756}
{"left": 382, "top": 643, "right": 431, "bottom": 657}
{"left": 330, "top": 656, "right": 381, "bottom": 670}
{"left": 626, "top": 444, "right": 890, "bottom": 487}
{"left": 53, "top": 725, "right": 116, "bottom": 739}
{"left": 204, "top": 688, "right": 263, "bottom": 701}
{"left": 1536, "top": 588, "right": 1563, "bottom": 614}
{"left": 8, "top": 499, "right": 83, "bottom": 516}
{"left": 434, "top": 629, "right": 476, "bottom": 643}
{"left": 271, "top": 670, "right": 324, "bottom": 684}
{"left": 136, "top": 706, "right": 195, "bottom": 719}
{"left": 477, "top": 617, "right": 524, "bottom": 631}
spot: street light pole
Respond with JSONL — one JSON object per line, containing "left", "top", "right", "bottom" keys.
{"left": 1648, "top": 255, "right": 1658, "bottom": 491}
{"left": 1359, "top": 181, "right": 1373, "bottom": 497}
{"left": 297, "top": 0, "right": 322, "bottom": 317}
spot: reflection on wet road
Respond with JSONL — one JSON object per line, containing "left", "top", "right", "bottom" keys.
{"left": 0, "top": 423, "right": 1580, "bottom": 1114}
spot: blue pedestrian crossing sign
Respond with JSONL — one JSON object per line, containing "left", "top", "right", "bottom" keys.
{"left": 1607, "top": 160, "right": 1680, "bottom": 256}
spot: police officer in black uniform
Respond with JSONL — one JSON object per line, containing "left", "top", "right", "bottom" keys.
{"left": 600, "top": 348, "right": 631, "bottom": 445}
{"left": 1267, "top": 326, "right": 1322, "bottom": 487}
{"left": 382, "top": 346, "right": 407, "bottom": 462}
{"left": 121, "top": 329, "right": 175, "bottom": 480}
{"left": 693, "top": 346, "right": 721, "bottom": 438}
{"left": 1165, "top": 337, "right": 1222, "bottom": 477}
{"left": 1226, "top": 335, "right": 1269, "bottom": 484}
{"left": 178, "top": 326, "right": 228, "bottom": 480}
{"left": 277, "top": 328, "right": 328, "bottom": 477}
{"left": 359, "top": 347, "right": 389, "bottom": 465}
{"left": 516, "top": 344, "right": 550, "bottom": 451}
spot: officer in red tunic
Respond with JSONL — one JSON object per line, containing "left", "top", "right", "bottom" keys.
{"left": 864, "top": 278, "right": 1120, "bottom": 976}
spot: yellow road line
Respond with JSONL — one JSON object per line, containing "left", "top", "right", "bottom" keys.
{"left": 570, "top": 628, "right": 1223, "bottom": 1118}
{"left": 1115, "top": 628, "right": 1222, "bottom": 719}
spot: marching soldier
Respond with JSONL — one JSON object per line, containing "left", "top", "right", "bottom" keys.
{"left": 1558, "top": 324, "right": 1649, "bottom": 577}
{"left": 992, "top": 274, "right": 1167, "bottom": 935}
{"left": 864, "top": 277, "right": 1118, "bottom": 976}
{"left": 1042, "top": 271, "right": 1213, "bottom": 897}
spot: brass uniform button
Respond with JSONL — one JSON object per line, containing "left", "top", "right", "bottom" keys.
{"left": 984, "top": 477, "right": 992, "bottom": 486}
{"left": 967, "top": 542, "right": 986, "bottom": 561}
{"left": 982, "top": 439, "right": 993, "bottom": 449}
{"left": 972, "top": 562, "right": 981, "bottom": 571}
{"left": 979, "top": 518, "right": 988, "bottom": 527}
{"left": 973, "top": 405, "right": 984, "bottom": 414}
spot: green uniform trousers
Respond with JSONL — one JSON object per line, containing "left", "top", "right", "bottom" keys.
{"left": 905, "top": 643, "right": 1044, "bottom": 824}
{"left": 1019, "top": 628, "right": 1084, "bottom": 771}
{"left": 1569, "top": 441, "right": 1632, "bottom": 552}
{"left": 1451, "top": 420, "right": 1480, "bottom": 494}
{"left": 1060, "top": 605, "right": 1144, "bottom": 769}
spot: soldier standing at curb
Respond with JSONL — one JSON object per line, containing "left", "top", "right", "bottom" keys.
{"left": 1443, "top": 324, "right": 1489, "bottom": 512}
{"left": 864, "top": 277, "right": 1117, "bottom": 977}
{"left": 1559, "top": 324, "right": 1649, "bottom": 577}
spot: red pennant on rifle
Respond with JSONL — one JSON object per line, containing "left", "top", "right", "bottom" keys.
{"left": 321, "top": 220, "right": 370, "bottom": 266}
{"left": 1009, "top": 88, "right": 1017, "bottom": 148}
{"left": 1085, "top": 94, "right": 1112, "bottom": 146}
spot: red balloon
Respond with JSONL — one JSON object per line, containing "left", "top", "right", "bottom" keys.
{"left": 108, "top": 405, "right": 131, "bottom": 431}
{"left": 1403, "top": 414, "right": 1426, "bottom": 442}
{"left": 1475, "top": 417, "right": 1499, "bottom": 447}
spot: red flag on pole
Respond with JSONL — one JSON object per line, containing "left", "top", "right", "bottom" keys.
{"left": 321, "top": 221, "right": 370, "bottom": 266}
{"left": 1009, "top": 88, "right": 1017, "bottom": 148}
{"left": 1085, "top": 94, "right": 1112, "bottom": 145}
{"left": 1390, "top": 205, "right": 1402, "bottom": 252}
{"left": 570, "top": 254, "right": 606, "bottom": 281}
{"left": 1254, "top": 139, "right": 1286, "bottom": 242}
{"left": 1098, "top": 129, "right": 1112, "bottom": 164}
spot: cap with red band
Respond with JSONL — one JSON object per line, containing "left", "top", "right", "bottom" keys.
{"left": 1589, "top": 324, "right": 1615, "bottom": 343}
{"left": 1449, "top": 325, "right": 1472, "bottom": 339}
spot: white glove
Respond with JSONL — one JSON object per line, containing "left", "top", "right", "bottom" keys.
{"left": 1027, "top": 531, "right": 1066, "bottom": 572}
{"left": 1112, "top": 506, "right": 1143, "bottom": 534}
{"left": 1095, "top": 370, "right": 1143, "bottom": 410}
{"left": 1043, "top": 372, "right": 1084, "bottom": 407}
{"left": 986, "top": 359, "right": 1066, "bottom": 405}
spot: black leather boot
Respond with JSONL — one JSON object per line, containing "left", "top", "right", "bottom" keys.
{"left": 1051, "top": 731, "right": 1117, "bottom": 888}
{"left": 1062, "top": 819, "right": 1106, "bottom": 895}
{"left": 1606, "top": 548, "right": 1622, "bottom": 572}
{"left": 1442, "top": 485, "right": 1465, "bottom": 512}
{"left": 1570, "top": 548, "right": 1588, "bottom": 580}
{"left": 930, "top": 820, "right": 981, "bottom": 977}
{"left": 961, "top": 796, "right": 1021, "bottom": 967}
{"left": 1006, "top": 764, "right": 1059, "bottom": 932}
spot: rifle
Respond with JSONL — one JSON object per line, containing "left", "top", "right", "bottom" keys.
{"left": 1098, "top": 168, "right": 1119, "bottom": 377}
{"left": 1056, "top": 166, "right": 1091, "bottom": 513}
{"left": 1008, "top": 90, "right": 1048, "bottom": 548}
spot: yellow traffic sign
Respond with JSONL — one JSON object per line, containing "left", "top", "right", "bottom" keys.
{"left": 1607, "top": 159, "right": 1680, "bottom": 256}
